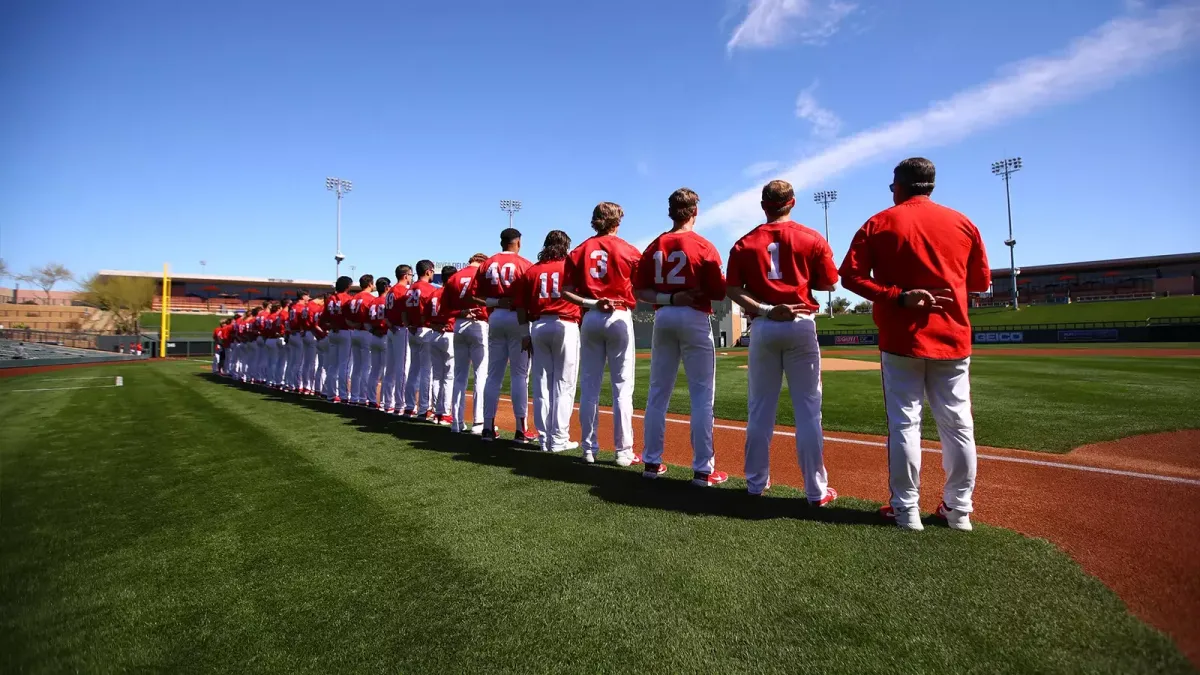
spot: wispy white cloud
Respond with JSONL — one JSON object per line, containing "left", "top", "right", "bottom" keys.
{"left": 795, "top": 81, "right": 841, "bottom": 138}
{"left": 703, "top": 2, "right": 1200, "bottom": 237}
{"left": 742, "top": 160, "right": 781, "bottom": 178}
{"left": 727, "top": 0, "right": 856, "bottom": 52}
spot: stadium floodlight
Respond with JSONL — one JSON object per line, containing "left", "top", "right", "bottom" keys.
{"left": 991, "top": 157, "right": 1022, "bottom": 310}
{"left": 499, "top": 199, "right": 522, "bottom": 228}
{"left": 813, "top": 191, "right": 838, "bottom": 318}
{"left": 326, "top": 177, "right": 353, "bottom": 278}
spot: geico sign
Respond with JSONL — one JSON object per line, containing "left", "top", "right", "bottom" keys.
{"left": 974, "top": 331, "right": 1024, "bottom": 343}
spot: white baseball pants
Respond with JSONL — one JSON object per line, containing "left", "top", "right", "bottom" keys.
{"left": 272, "top": 337, "right": 287, "bottom": 385}
{"left": 642, "top": 306, "right": 716, "bottom": 474}
{"left": 430, "top": 330, "right": 454, "bottom": 418}
{"left": 365, "top": 332, "right": 387, "bottom": 405}
{"left": 578, "top": 309, "right": 635, "bottom": 459}
{"left": 302, "top": 332, "right": 318, "bottom": 392}
{"left": 743, "top": 315, "right": 829, "bottom": 499}
{"left": 881, "top": 352, "right": 978, "bottom": 513}
{"left": 348, "top": 329, "right": 370, "bottom": 403}
{"left": 254, "top": 338, "right": 266, "bottom": 381}
{"left": 404, "top": 328, "right": 433, "bottom": 413}
{"left": 531, "top": 317, "right": 580, "bottom": 451}
{"left": 212, "top": 347, "right": 220, "bottom": 374}
{"left": 329, "top": 330, "right": 351, "bottom": 400}
{"left": 316, "top": 337, "right": 331, "bottom": 396}
{"left": 382, "top": 329, "right": 410, "bottom": 412}
{"left": 483, "top": 308, "right": 531, "bottom": 427}
{"left": 452, "top": 319, "right": 489, "bottom": 431}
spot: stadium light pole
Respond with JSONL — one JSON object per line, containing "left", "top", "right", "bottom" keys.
{"left": 499, "top": 199, "right": 522, "bottom": 228}
{"left": 991, "top": 158, "right": 1022, "bottom": 310}
{"left": 813, "top": 190, "right": 838, "bottom": 318}
{"left": 326, "top": 177, "right": 353, "bottom": 279}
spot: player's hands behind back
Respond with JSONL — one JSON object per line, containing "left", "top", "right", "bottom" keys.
{"left": 900, "top": 289, "right": 954, "bottom": 311}
{"left": 595, "top": 298, "right": 615, "bottom": 312}
{"left": 766, "top": 304, "right": 807, "bottom": 321}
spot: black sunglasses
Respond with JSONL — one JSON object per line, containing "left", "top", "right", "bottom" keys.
{"left": 888, "top": 183, "right": 895, "bottom": 192}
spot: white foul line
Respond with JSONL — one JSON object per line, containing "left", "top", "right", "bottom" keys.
{"left": 6, "top": 384, "right": 123, "bottom": 393}
{"left": 497, "top": 396, "right": 1200, "bottom": 487}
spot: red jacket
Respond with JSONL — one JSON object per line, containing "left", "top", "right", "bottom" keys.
{"left": 839, "top": 196, "right": 991, "bottom": 360}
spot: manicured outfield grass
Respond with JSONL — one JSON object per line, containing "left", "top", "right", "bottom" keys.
{"left": 594, "top": 353, "right": 1200, "bottom": 453}
{"left": 0, "top": 361, "right": 1190, "bottom": 674}
{"left": 815, "top": 295, "right": 1200, "bottom": 330}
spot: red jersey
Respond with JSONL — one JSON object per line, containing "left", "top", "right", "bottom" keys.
{"left": 326, "top": 292, "right": 352, "bottom": 330}
{"left": 367, "top": 294, "right": 390, "bottom": 336}
{"left": 383, "top": 282, "right": 409, "bottom": 328}
{"left": 474, "top": 252, "right": 533, "bottom": 302}
{"left": 726, "top": 220, "right": 839, "bottom": 317}
{"left": 212, "top": 326, "right": 222, "bottom": 347}
{"left": 564, "top": 234, "right": 641, "bottom": 308}
{"left": 424, "top": 286, "right": 456, "bottom": 332}
{"left": 310, "top": 302, "right": 328, "bottom": 339}
{"left": 402, "top": 280, "right": 438, "bottom": 328}
{"left": 441, "top": 265, "right": 487, "bottom": 321}
{"left": 288, "top": 304, "right": 306, "bottom": 332}
{"left": 347, "top": 290, "right": 375, "bottom": 329}
{"left": 634, "top": 230, "right": 727, "bottom": 314}
{"left": 839, "top": 196, "right": 991, "bottom": 360}
{"left": 515, "top": 258, "right": 582, "bottom": 323}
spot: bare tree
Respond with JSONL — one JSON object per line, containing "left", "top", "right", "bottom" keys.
{"left": 17, "top": 263, "right": 73, "bottom": 305}
{"left": 0, "top": 258, "right": 9, "bottom": 280}
{"left": 79, "top": 274, "right": 156, "bottom": 334}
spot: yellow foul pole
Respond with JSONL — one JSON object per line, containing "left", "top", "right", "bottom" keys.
{"left": 160, "top": 263, "right": 172, "bottom": 358}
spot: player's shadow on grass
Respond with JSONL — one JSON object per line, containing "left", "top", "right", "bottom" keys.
{"left": 203, "top": 374, "right": 886, "bottom": 528}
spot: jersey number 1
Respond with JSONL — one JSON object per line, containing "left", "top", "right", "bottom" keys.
{"left": 653, "top": 250, "right": 686, "bottom": 285}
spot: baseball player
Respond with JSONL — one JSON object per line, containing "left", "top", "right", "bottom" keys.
{"left": 474, "top": 229, "right": 536, "bottom": 444}
{"left": 424, "top": 267, "right": 458, "bottom": 425}
{"left": 634, "top": 188, "right": 728, "bottom": 486}
{"left": 562, "top": 202, "right": 642, "bottom": 466}
{"left": 346, "top": 274, "right": 376, "bottom": 405}
{"left": 211, "top": 323, "right": 223, "bottom": 374}
{"left": 515, "top": 230, "right": 581, "bottom": 453}
{"left": 299, "top": 291, "right": 320, "bottom": 395}
{"left": 311, "top": 293, "right": 331, "bottom": 396}
{"left": 441, "top": 255, "right": 489, "bottom": 434}
{"left": 402, "top": 260, "right": 438, "bottom": 418}
{"left": 839, "top": 157, "right": 992, "bottom": 531}
{"left": 381, "top": 264, "right": 413, "bottom": 414}
{"left": 325, "top": 276, "right": 354, "bottom": 403}
{"left": 362, "top": 277, "right": 391, "bottom": 408}
{"left": 726, "top": 180, "right": 839, "bottom": 504}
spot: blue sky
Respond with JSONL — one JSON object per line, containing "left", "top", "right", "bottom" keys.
{"left": 2, "top": 0, "right": 1198, "bottom": 301}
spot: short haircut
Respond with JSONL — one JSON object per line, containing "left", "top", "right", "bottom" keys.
{"left": 297, "top": 288, "right": 310, "bottom": 299}
{"left": 761, "top": 180, "right": 795, "bottom": 219}
{"left": 668, "top": 188, "right": 699, "bottom": 222}
{"left": 591, "top": 202, "right": 624, "bottom": 235}
{"left": 500, "top": 228, "right": 522, "bottom": 248}
{"left": 358, "top": 274, "right": 374, "bottom": 290}
{"left": 395, "top": 264, "right": 412, "bottom": 279}
{"left": 538, "top": 230, "right": 572, "bottom": 263}
{"left": 335, "top": 276, "right": 353, "bottom": 292}
{"left": 441, "top": 265, "right": 458, "bottom": 280}
{"left": 469, "top": 252, "right": 488, "bottom": 264}
{"left": 376, "top": 277, "right": 390, "bottom": 293}
{"left": 416, "top": 259, "right": 435, "bottom": 277}
{"left": 894, "top": 157, "right": 936, "bottom": 195}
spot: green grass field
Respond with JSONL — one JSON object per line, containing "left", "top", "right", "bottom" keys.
{"left": 0, "top": 360, "right": 1191, "bottom": 674}
{"left": 815, "top": 295, "right": 1200, "bottom": 330}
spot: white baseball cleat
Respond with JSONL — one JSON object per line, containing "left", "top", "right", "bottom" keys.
{"left": 470, "top": 424, "right": 485, "bottom": 435}
{"left": 615, "top": 451, "right": 640, "bottom": 468}
{"left": 881, "top": 505, "right": 925, "bottom": 531}
{"left": 549, "top": 441, "right": 579, "bottom": 454}
{"left": 935, "top": 502, "right": 973, "bottom": 531}
{"left": 582, "top": 451, "right": 596, "bottom": 464}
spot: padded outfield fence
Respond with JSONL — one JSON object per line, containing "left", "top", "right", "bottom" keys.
{"left": 816, "top": 316, "right": 1200, "bottom": 347}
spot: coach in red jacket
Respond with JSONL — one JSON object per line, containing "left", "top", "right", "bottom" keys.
{"left": 839, "top": 157, "right": 991, "bottom": 532}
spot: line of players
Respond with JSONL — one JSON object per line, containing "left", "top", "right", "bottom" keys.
{"left": 212, "top": 159, "right": 989, "bottom": 532}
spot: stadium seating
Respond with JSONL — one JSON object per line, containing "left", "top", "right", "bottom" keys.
{"left": 0, "top": 338, "right": 122, "bottom": 361}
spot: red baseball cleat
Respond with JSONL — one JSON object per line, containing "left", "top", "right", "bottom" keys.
{"left": 641, "top": 463, "right": 668, "bottom": 479}
{"left": 438, "top": 415, "right": 453, "bottom": 426}
{"left": 809, "top": 487, "right": 838, "bottom": 507}
{"left": 691, "top": 470, "right": 729, "bottom": 487}
{"left": 513, "top": 430, "right": 539, "bottom": 445}
{"left": 332, "top": 396, "right": 342, "bottom": 404}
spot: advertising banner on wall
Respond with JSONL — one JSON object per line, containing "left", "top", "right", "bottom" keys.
{"left": 1058, "top": 328, "right": 1120, "bottom": 342}
{"left": 833, "top": 334, "right": 878, "bottom": 346}
{"left": 974, "top": 331, "right": 1024, "bottom": 344}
